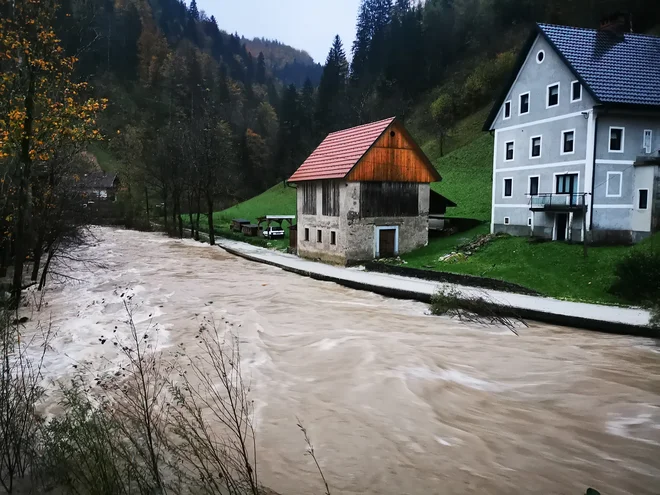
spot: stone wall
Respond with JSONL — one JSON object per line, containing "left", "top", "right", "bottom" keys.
{"left": 297, "top": 181, "right": 431, "bottom": 264}
{"left": 297, "top": 181, "right": 345, "bottom": 264}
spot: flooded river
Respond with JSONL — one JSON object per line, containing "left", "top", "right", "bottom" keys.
{"left": 27, "top": 228, "right": 660, "bottom": 494}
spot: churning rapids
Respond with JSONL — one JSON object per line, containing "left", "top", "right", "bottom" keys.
{"left": 23, "top": 227, "right": 660, "bottom": 494}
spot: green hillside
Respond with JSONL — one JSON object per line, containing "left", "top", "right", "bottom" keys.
{"left": 208, "top": 109, "right": 494, "bottom": 226}
{"left": 216, "top": 184, "right": 296, "bottom": 223}
{"left": 428, "top": 134, "right": 493, "bottom": 221}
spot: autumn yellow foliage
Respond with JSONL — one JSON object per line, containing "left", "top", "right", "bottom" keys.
{"left": 0, "top": 0, "right": 107, "bottom": 163}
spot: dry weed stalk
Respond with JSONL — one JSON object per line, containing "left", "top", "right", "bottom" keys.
{"left": 0, "top": 310, "right": 51, "bottom": 493}
{"left": 297, "top": 419, "right": 331, "bottom": 495}
{"left": 168, "top": 317, "right": 259, "bottom": 495}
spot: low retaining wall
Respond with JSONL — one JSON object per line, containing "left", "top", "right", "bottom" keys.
{"left": 219, "top": 244, "right": 657, "bottom": 338}
{"left": 154, "top": 225, "right": 656, "bottom": 338}
{"left": 364, "top": 262, "right": 540, "bottom": 296}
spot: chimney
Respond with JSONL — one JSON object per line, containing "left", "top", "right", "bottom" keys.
{"left": 599, "top": 11, "right": 633, "bottom": 36}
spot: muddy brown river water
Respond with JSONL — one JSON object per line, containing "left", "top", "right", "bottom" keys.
{"left": 26, "top": 228, "right": 660, "bottom": 494}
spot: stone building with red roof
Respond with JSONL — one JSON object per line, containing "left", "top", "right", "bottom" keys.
{"left": 288, "top": 117, "right": 442, "bottom": 264}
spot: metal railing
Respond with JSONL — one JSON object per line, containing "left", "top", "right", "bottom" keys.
{"left": 529, "top": 193, "right": 587, "bottom": 209}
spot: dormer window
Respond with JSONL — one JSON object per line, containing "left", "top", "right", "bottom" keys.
{"left": 547, "top": 83, "right": 560, "bottom": 108}
{"left": 519, "top": 93, "right": 530, "bottom": 115}
{"left": 503, "top": 101, "right": 511, "bottom": 120}
{"left": 571, "top": 80, "right": 582, "bottom": 102}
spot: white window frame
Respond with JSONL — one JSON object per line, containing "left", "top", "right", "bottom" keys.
{"left": 536, "top": 50, "right": 545, "bottom": 64}
{"left": 546, "top": 82, "right": 560, "bottom": 109}
{"left": 502, "top": 177, "right": 513, "bottom": 198}
{"left": 504, "top": 216, "right": 511, "bottom": 225}
{"left": 606, "top": 171, "right": 623, "bottom": 198}
{"left": 570, "top": 80, "right": 582, "bottom": 102}
{"left": 529, "top": 135, "right": 542, "bottom": 159}
{"left": 519, "top": 92, "right": 530, "bottom": 116}
{"left": 553, "top": 171, "right": 580, "bottom": 195}
{"left": 608, "top": 126, "right": 625, "bottom": 153}
{"left": 527, "top": 217, "right": 533, "bottom": 227}
{"left": 561, "top": 129, "right": 576, "bottom": 155}
{"left": 528, "top": 175, "right": 540, "bottom": 196}
{"left": 503, "top": 100, "right": 511, "bottom": 120}
{"left": 504, "top": 140, "right": 515, "bottom": 162}
{"left": 643, "top": 129, "right": 653, "bottom": 154}
{"left": 638, "top": 188, "right": 649, "bottom": 210}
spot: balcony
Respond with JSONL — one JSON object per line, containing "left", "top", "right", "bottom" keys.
{"left": 529, "top": 193, "right": 587, "bottom": 212}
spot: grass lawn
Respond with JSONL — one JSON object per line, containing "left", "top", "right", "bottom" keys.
{"left": 400, "top": 230, "right": 660, "bottom": 304}
{"left": 427, "top": 134, "right": 493, "bottom": 221}
{"left": 88, "top": 143, "right": 124, "bottom": 173}
{"left": 184, "top": 184, "right": 296, "bottom": 251}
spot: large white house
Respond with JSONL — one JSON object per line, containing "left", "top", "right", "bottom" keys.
{"left": 484, "top": 16, "right": 660, "bottom": 243}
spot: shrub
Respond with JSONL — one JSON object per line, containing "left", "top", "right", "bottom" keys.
{"left": 431, "top": 287, "right": 526, "bottom": 334}
{"left": 609, "top": 249, "right": 660, "bottom": 304}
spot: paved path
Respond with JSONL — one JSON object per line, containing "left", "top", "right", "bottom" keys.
{"left": 214, "top": 238, "right": 654, "bottom": 335}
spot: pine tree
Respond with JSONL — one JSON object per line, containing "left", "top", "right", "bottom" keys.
{"left": 188, "top": 0, "right": 199, "bottom": 20}
{"left": 276, "top": 84, "right": 301, "bottom": 179}
{"left": 256, "top": 52, "right": 267, "bottom": 84}
{"left": 317, "top": 35, "right": 349, "bottom": 133}
{"left": 351, "top": 0, "right": 392, "bottom": 86}
{"left": 351, "top": 0, "right": 372, "bottom": 84}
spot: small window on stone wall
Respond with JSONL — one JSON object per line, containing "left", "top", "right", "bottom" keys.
{"left": 331, "top": 231, "right": 336, "bottom": 245}
{"left": 317, "top": 230, "right": 322, "bottom": 243}
{"left": 304, "top": 228, "right": 309, "bottom": 241}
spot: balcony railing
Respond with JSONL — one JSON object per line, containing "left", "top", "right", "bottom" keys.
{"left": 529, "top": 193, "right": 587, "bottom": 211}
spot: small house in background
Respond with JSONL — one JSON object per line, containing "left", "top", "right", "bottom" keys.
{"left": 79, "top": 172, "right": 119, "bottom": 202}
{"left": 289, "top": 117, "right": 445, "bottom": 264}
{"left": 429, "top": 190, "right": 458, "bottom": 231}
{"left": 231, "top": 219, "right": 251, "bottom": 232}
{"left": 241, "top": 224, "right": 259, "bottom": 237}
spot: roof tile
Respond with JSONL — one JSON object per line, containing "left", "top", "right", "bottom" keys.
{"left": 289, "top": 117, "right": 395, "bottom": 182}
{"left": 539, "top": 23, "right": 660, "bottom": 106}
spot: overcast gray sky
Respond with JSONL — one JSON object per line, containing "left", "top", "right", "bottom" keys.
{"left": 196, "top": 0, "right": 360, "bottom": 63}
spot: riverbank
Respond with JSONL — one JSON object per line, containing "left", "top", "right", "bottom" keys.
{"left": 208, "top": 235, "right": 654, "bottom": 337}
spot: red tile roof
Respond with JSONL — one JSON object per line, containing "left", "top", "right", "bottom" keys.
{"left": 289, "top": 117, "right": 396, "bottom": 182}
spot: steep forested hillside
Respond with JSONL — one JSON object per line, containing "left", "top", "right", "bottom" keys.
{"left": 16, "top": 0, "right": 660, "bottom": 241}
{"left": 242, "top": 37, "right": 323, "bottom": 87}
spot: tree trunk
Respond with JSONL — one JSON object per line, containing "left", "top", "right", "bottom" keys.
{"left": 11, "top": 70, "right": 35, "bottom": 308}
{"left": 173, "top": 192, "right": 183, "bottom": 238}
{"left": 207, "top": 197, "right": 215, "bottom": 246}
{"left": 144, "top": 186, "right": 150, "bottom": 226}
{"left": 38, "top": 245, "right": 55, "bottom": 291}
{"left": 0, "top": 238, "right": 8, "bottom": 278}
{"left": 195, "top": 192, "right": 201, "bottom": 241}
{"left": 31, "top": 234, "right": 43, "bottom": 282}
{"left": 162, "top": 188, "right": 168, "bottom": 230}
{"left": 187, "top": 192, "right": 195, "bottom": 238}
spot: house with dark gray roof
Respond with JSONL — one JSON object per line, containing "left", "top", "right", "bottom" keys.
{"left": 484, "top": 15, "right": 660, "bottom": 244}
{"left": 79, "top": 172, "right": 120, "bottom": 202}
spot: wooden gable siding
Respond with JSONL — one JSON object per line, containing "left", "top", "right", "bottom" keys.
{"left": 346, "top": 121, "right": 439, "bottom": 183}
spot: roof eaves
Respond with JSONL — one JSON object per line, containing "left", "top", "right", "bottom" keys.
{"left": 536, "top": 23, "right": 601, "bottom": 105}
